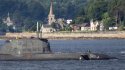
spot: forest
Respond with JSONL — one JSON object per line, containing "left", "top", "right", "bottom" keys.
{"left": 0, "top": 0, "right": 124, "bottom": 32}
{"left": 74, "top": 0, "right": 125, "bottom": 30}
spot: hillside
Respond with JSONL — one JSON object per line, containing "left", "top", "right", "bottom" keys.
{"left": 0, "top": 0, "right": 87, "bottom": 32}
{"left": 0, "top": 0, "right": 87, "bottom": 20}
{"left": 0, "top": 0, "right": 124, "bottom": 32}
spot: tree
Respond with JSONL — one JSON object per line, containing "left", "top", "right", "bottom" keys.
{"left": 86, "top": 0, "right": 108, "bottom": 20}
{"left": 102, "top": 12, "right": 114, "bottom": 30}
{"left": 23, "top": 18, "right": 36, "bottom": 32}
{"left": 0, "top": 22, "right": 7, "bottom": 32}
{"left": 0, "top": 0, "right": 87, "bottom": 32}
{"left": 108, "top": 0, "right": 125, "bottom": 26}
{"left": 73, "top": 17, "right": 88, "bottom": 24}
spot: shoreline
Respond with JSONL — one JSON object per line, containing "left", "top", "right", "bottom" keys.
{"left": 1, "top": 31, "right": 125, "bottom": 40}
{"left": 0, "top": 36, "right": 125, "bottom": 40}
{"left": 47, "top": 37, "right": 125, "bottom": 40}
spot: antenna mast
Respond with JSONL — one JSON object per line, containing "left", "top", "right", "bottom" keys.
{"left": 37, "top": 21, "right": 39, "bottom": 38}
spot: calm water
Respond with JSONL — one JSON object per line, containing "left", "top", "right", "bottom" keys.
{"left": 0, "top": 39, "right": 125, "bottom": 70}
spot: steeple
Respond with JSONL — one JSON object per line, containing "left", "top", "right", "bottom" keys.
{"left": 7, "top": 12, "right": 11, "bottom": 22}
{"left": 8, "top": 12, "right": 10, "bottom": 17}
{"left": 49, "top": 0, "right": 53, "bottom": 15}
{"left": 48, "top": 0, "right": 55, "bottom": 25}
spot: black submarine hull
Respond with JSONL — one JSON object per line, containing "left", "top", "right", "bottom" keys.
{"left": 0, "top": 53, "right": 117, "bottom": 61}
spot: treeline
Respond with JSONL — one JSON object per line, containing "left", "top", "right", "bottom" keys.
{"left": 74, "top": 0, "right": 125, "bottom": 30}
{"left": 0, "top": 0, "right": 86, "bottom": 32}
{"left": 0, "top": 0, "right": 124, "bottom": 32}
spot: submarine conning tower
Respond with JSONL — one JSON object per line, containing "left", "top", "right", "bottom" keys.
{"left": 2, "top": 38, "right": 52, "bottom": 56}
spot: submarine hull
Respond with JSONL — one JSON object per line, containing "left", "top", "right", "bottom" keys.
{"left": 0, "top": 53, "right": 116, "bottom": 61}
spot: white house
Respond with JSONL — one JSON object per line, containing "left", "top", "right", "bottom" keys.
{"left": 90, "top": 19, "right": 99, "bottom": 31}
{"left": 100, "top": 21, "right": 104, "bottom": 31}
{"left": 66, "top": 19, "right": 72, "bottom": 24}
{"left": 109, "top": 27, "right": 118, "bottom": 30}
{"left": 80, "top": 20, "right": 104, "bottom": 31}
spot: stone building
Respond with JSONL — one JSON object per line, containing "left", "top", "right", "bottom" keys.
{"left": 41, "top": 0, "right": 56, "bottom": 33}
{"left": 41, "top": 24, "right": 55, "bottom": 33}
{"left": 41, "top": 0, "right": 68, "bottom": 32}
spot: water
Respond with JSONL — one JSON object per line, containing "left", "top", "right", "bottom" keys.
{"left": 0, "top": 39, "right": 125, "bottom": 70}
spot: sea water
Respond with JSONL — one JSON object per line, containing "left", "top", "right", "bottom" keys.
{"left": 0, "top": 39, "right": 125, "bottom": 70}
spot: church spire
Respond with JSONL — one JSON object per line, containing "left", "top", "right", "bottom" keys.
{"left": 49, "top": 0, "right": 53, "bottom": 15}
{"left": 48, "top": 0, "right": 55, "bottom": 25}
{"left": 7, "top": 12, "right": 11, "bottom": 22}
{"left": 8, "top": 12, "right": 10, "bottom": 17}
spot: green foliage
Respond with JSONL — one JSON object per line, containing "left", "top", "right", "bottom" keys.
{"left": 118, "top": 21, "right": 125, "bottom": 30}
{"left": 0, "top": 22, "right": 7, "bottom": 32}
{"left": 51, "top": 22, "right": 61, "bottom": 30}
{"left": 0, "top": 0, "right": 87, "bottom": 32}
{"left": 73, "top": 17, "right": 88, "bottom": 24}
{"left": 64, "top": 25, "right": 72, "bottom": 31}
{"left": 0, "top": 0, "right": 125, "bottom": 32}
{"left": 74, "top": 0, "right": 125, "bottom": 31}
{"left": 102, "top": 12, "right": 113, "bottom": 30}
{"left": 108, "top": 0, "right": 125, "bottom": 26}
{"left": 85, "top": 0, "right": 108, "bottom": 20}
{"left": 23, "top": 18, "right": 37, "bottom": 31}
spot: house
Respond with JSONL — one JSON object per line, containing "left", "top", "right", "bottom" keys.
{"left": 90, "top": 19, "right": 99, "bottom": 31}
{"left": 109, "top": 27, "right": 118, "bottom": 30}
{"left": 80, "top": 20, "right": 101, "bottom": 31}
{"left": 70, "top": 19, "right": 105, "bottom": 32}
{"left": 66, "top": 19, "right": 72, "bottom": 24}
{"left": 81, "top": 23, "right": 90, "bottom": 31}
{"left": 100, "top": 21, "right": 104, "bottom": 31}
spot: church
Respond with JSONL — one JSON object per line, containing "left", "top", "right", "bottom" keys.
{"left": 40, "top": 0, "right": 66, "bottom": 33}
{"left": 40, "top": 0, "right": 56, "bottom": 33}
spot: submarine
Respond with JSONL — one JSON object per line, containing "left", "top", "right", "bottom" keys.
{"left": 0, "top": 37, "right": 117, "bottom": 61}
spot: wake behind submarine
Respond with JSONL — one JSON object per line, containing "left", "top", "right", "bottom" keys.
{"left": 0, "top": 37, "right": 117, "bottom": 61}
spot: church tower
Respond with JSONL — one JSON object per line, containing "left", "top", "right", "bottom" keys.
{"left": 48, "top": 0, "right": 56, "bottom": 25}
